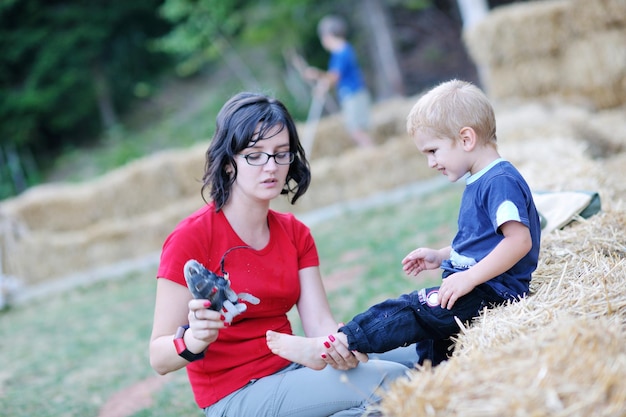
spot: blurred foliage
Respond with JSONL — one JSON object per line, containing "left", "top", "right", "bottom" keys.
{"left": 154, "top": 0, "right": 330, "bottom": 77}
{"left": 0, "top": 0, "right": 452, "bottom": 200}
{"left": 0, "top": 0, "right": 174, "bottom": 198}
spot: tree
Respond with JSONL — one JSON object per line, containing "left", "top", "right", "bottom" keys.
{"left": 0, "top": 0, "right": 173, "bottom": 197}
{"left": 356, "top": 0, "right": 406, "bottom": 99}
{"left": 155, "top": 0, "right": 317, "bottom": 82}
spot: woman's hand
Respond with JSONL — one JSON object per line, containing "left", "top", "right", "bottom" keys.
{"left": 187, "top": 299, "right": 225, "bottom": 351}
{"left": 320, "top": 336, "right": 367, "bottom": 370}
{"left": 320, "top": 326, "right": 369, "bottom": 371}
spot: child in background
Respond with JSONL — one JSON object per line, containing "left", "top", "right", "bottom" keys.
{"left": 267, "top": 79, "right": 542, "bottom": 368}
{"left": 303, "top": 14, "right": 374, "bottom": 147}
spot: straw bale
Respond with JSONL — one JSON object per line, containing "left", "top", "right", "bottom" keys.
{"left": 369, "top": 96, "right": 419, "bottom": 141}
{"left": 463, "top": 0, "right": 570, "bottom": 67}
{"left": 304, "top": 96, "right": 417, "bottom": 159}
{"left": 0, "top": 144, "right": 206, "bottom": 233}
{"left": 272, "top": 136, "right": 436, "bottom": 214}
{"left": 0, "top": 95, "right": 432, "bottom": 285}
{"left": 379, "top": 208, "right": 626, "bottom": 416}
{"left": 381, "top": 315, "right": 626, "bottom": 417}
{"left": 495, "top": 99, "right": 590, "bottom": 143}
{"left": 559, "top": 30, "right": 626, "bottom": 109}
{"left": 486, "top": 56, "right": 567, "bottom": 100}
{"left": 508, "top": 134, "right": 626, "bottom": 210}
{"left": 485, "top": 29, "right": 626, "bottom": 108}
{"left": 582, "top": 105, "right": 626, "bottom": 153}
{"left": 307, "top": 113, "right": 353, "bottom": 158}
{"left": 565, "top": 0, "right": 626, "bottom": 37}
{"left": 10, "top": 196, "right": 202, "bottom": 283}
{"left": 464, "top": 0, "right": 626, "bottom": 109}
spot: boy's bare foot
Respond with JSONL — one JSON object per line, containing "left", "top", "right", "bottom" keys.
{"left": 266, "top": 331, "right": 327, "bottom": 370}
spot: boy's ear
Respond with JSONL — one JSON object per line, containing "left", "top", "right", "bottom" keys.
{"left": 459, "top": 127, "right": 477, "bottom": 151}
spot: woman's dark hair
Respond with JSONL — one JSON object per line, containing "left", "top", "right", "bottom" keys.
{"left": 201, "top": 92, "right": 311, "bottom": 211}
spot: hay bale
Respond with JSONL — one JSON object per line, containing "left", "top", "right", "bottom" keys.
{"left": 369, "top": 97, "right": 419, "bottom": 141}
{"left": 487, "top": 55, "right": 567, "bottom": 99}
{"left": 463, "top": 0, "right": 570, "bottom": 67}
{"left": 559, "top": 30, "right": 626, "bottom": 109}
{"left": 271, "top": 135, "right": 436, "bottom": 214}
{"left": 9, "top": 197, "right": 203, "bottom": 284}
{"left": 0, "top": 144, "right": 206, "bottom": 233}
{"left": 464, "top": 0, "right": 626, "bottom": 109}
{"left": 379, "top": 208, "right": 626, "bottom": 416}
{"left": 381, "top": 315, "right": 626, "bottom": 417}
{"left": 304, "top": 96, "right": 418, "bottom": 159}
{"left": 306, "top": 113, "right": 354, "bottom": 158}
{"left": 486, "top": 30, "right": 626, "bottom": 108}
{"left": 564, "top": 0, "right": 626, "bottom": 37}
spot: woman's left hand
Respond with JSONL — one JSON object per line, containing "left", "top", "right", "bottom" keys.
{"left": 320, "top": 334, "right": 369, "bottom": 370}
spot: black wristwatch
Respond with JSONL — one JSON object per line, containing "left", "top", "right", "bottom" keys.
{"left": 173, "top": 325, "right": 206, "bottom": 362}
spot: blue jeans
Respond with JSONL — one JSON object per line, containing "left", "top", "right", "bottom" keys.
{"left": 339, "top": 284, "right": 503, "bottom": 361}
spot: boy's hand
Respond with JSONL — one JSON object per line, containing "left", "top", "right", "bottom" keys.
{"left": 402, "top": 247, "right": 443, "bottom": 276}
{"left": 438, "top": 271, "right": 475, "bottom": 309}
{"left": 303, "top": 66, "right": 323, "bottom": 81}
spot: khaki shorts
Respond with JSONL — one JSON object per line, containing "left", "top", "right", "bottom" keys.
{"left": 341, "top": 89, "right": 371, "bottom": 133}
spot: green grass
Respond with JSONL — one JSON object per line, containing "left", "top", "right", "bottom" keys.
{"left": 0, "top": 183, "right": 461, "bottom": 417}
{"left": 315, "top": 187, "right": 461, "bottom": 324}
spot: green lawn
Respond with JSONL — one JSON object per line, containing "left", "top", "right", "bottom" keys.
{"left": 0, "top": 183, "right": 461, "bottom": 417}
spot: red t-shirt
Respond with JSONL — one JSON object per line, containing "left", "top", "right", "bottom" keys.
{"left": 157, "top": 203, "right": 319, "bottom": 408}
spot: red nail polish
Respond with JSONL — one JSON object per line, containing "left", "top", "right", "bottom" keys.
{"left": 211, "top": 287, "right": 218, "bottom": 295}
{"left": 204, "top": 300, "right": 212, "bottom": 308}
{"left": 321, "top": 353, "right": 327, "bottom": 359}
{"left": 323, "top": 341, "right": 331, "bottom": 348}
{"left": 328, "top": 334, "right": 336, "bottom": 342}
{"left": 220, "top": 314, "right": 225, "bottom": 321}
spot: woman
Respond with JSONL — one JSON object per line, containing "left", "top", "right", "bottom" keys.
{"left": 149, "top": 92, "right": 408, "bottom": 417}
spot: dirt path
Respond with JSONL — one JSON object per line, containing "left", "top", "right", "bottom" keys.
{"left": 98, "top": 374, "right": 174, "bottom": 417}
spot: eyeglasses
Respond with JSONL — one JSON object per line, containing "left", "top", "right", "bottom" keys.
{"left": 238, "top": 151, "right": 295, "bottom": 166}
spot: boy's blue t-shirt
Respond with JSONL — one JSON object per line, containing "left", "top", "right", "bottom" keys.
{"left": 328, "top": 43, "right": 365, "bottom": 101}
{"left": 441, "top": 159, "right": 541, "bottom": 300}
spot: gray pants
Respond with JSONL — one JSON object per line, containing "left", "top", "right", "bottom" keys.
{"left": 204, "top": 357, "right": 411, "bottom": 417}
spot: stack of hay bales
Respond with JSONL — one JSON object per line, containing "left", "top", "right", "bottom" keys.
{"left": 0, "top": 97, "right": 424, "bottom": 286}
{"left": 0, "top": 145, "right": 207, "bottom": 284}
{"left": 464, "top": 0, "right": 626, "bottom": 109}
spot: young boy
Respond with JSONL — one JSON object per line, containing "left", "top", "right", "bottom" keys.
{"left": 303, "top": 14, "right": 374, "bottom": 147}
{"left": 266, "top": 79, "right": 542, "bottom": 368}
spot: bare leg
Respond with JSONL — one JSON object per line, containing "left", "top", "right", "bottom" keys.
{"left": 266, "top": 331, "right": 328, "bottom": 370}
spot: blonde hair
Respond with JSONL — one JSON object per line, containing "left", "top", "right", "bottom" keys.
{"left": 406, "top": 79, "right": 497, "bottom": 145}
